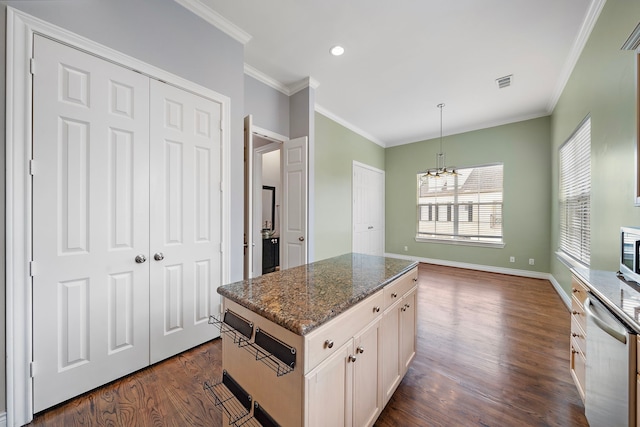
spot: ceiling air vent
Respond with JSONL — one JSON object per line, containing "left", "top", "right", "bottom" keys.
{"left": 496, "top": 74, "right": 513, "bottom": 89}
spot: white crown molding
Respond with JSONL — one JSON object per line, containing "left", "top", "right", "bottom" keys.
{"left": 384, "top": 252, "right": 571, "bottom": 309}
{"left": 244, "top": 64, "right": 290, "bottom": 95}
{"left": 289, "top": 76, "right": 320, "bottom": 95}
{"left": 622, "top": 21, "right": 640, "bottom": 50}
{"left": 384, "top": 111, "right": 550, "bottom": 148}
{"left": 546, "top": 0, "right": 607, "bottom": 112}
{"left": 174, "top": 0, "right": 252, "bottom": 45}
{"left": 315, "top": 105, "right": 387, "bottom": 148}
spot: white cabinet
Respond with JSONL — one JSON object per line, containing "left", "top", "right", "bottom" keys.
{"left": 306, "top": 340, "right": 351, "bottom": 427}
{"left": 306, "top": 318, "right": 382, "bottom": 427}
{"left": 353, "top": 319, "right": 383, "bottom": 427}
{"left": 381, "top": 272, "right": 418, "bottom": 405}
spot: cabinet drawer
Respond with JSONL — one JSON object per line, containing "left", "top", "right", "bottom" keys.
{"left": 571, "top": 296, "right": 586, "bottom": 333}
{"left": 383, "top": 268, "right": 418, "bottom": 310}
{"left": 570, "top": 316, "right": 586, "bottom": 356}
{"left": 571, "top": 276, "right": 589, "bottom": 306}
{"left": 570, "top": 338, "right": 586, "bottom": 403}
{"left": 305, "top": 290, "right": 383, "bottom": 373}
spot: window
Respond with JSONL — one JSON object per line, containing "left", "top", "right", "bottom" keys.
{"left": 416, "top": 163, "right": 503, "bottom": 245}
{"left": 559, "top": 116, "right": 591, "bottom": 265}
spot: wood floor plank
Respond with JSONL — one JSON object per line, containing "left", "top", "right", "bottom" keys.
{"left": 28, "top": 263, "right": 588, "bottom": 426}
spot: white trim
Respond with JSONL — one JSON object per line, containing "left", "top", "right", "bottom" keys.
{"left": 244, "top": 64, "right": 290, "bottom": 95}
{"left": 546, "top": 0, "right": 606, "bottom": 112}
{"left": 385, "top": 252, "right": 572, "bottom": 310}
{"left": 622, "top": 22, "right": 640, "bottom": 50}
{"left": 174, "top": 0, "right": 252, "bottom": 45}
{"left": 414, "top": 236, "right": 506, "bottom": 248}
{"left": 252, "top": 125, "right": 289, "bottom": 143}
{"left": 0, "top": 412, "right": 7, "bottom": 427}
{"left": 289, "top": 76, "right": 320, "bottom": 96}
{"left": 6, "top": 8, "right": 232, "bottom": 426}
{"left": 315, "top": 105, "right": 387, "bottom": 148}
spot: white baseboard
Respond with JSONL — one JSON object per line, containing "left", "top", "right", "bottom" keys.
{"left": 0, "top": 411, "right": 7, "bottom": 427}
{"left": 386, "top": 252, "right": 571, "bottom": 310}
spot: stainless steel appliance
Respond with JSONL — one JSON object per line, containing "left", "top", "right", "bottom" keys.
{"left": 584, "top": 294, "right": 637, "bottom": 426}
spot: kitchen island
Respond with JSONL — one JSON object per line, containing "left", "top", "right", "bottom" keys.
{"left": 209, "top": 253, "right": 418, "bottom": 427}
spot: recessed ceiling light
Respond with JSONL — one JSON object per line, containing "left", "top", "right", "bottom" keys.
{"left": 330, "top": 45, "right": 345, "bottom": 56}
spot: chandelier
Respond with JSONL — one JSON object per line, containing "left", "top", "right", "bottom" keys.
{"left": 421, "top": 103, "right": 457, "bottom": 180}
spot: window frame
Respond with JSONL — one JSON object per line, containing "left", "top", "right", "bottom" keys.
{"left": 415, "top": 162, "right": 505, "bottom": 248}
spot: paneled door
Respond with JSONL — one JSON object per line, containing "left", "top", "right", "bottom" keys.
{"left": 149, "top": 80, "right": 222, "bottom": 363}
{"left": 281, "top": 137, "right": 308, "bottom": 269}
{"left": 32, "top": 35, "right": 151, "bottom": 411}
{"left": 353, "top": 162, "right": 385, "bottom": 256}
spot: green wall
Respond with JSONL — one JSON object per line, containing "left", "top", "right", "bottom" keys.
{"left": 551, "top": 1, "right": 640, "bottom": 293}
{"left": 314, "top": 112, "right": 385, "bottom": 260}
{"left": 385, "top": 117, "right": 552, "bottom": 272}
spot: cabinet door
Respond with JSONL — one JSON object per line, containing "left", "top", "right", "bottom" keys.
{"left": 353, "top": 320, "right": 382, "bottom": 427}
{"left": 381, "top": 300, "right": 402, "bottom": 405}
{"left": 306, "top": 341, "right": 352, "bottom": 427}
{"left": 400, "top": 288, "right": 417, "bottom": 374}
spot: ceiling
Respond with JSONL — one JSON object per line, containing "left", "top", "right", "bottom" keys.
{"left": 180, "top": 0, "right": 601, "bottom": 147}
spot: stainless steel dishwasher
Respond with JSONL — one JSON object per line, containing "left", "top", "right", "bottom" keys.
{"left": 584, "top": 294, "right": 637, "bottom": 427}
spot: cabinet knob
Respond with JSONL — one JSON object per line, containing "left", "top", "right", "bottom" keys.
{"left": 571, "top": 349, "right": 578, "bottom": 354}
{"left": 348, "top": 355, "right": 357, "bottom": 363}
{"left": 357, "top": 346, "right": 365, "bottom": 354}
{"left": 413, "top": 278, "right": 417, "bottom": 282}
{"left": 401, "top": 305, "right": 407, "bottom": 312}
{"left": 572, "top": 310, "right": 579, "bottom": 315}
{"left": 324, "top": 339, "right": 334, "bottom": 349}
{"left": 572, "top": 288, "right": 579, "bottom": 293}
{"left": 571, "top": 332, "right": 579, "bottom": 337}
{"left": 391, "top": 292, "right": 398, "bottom": 298}
{"left": 373, "top": 306, "right": 381, "bottom": 313}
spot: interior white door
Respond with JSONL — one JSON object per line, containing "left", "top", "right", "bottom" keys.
{"left": 32, "top": 35, "right": 151, "bottom": 411}
{"left": 243, "top": 115, "right": 255, "bottom": 279}
{"left": 353, "top": 163, "right": 385, "bottom": 256}
{"left": 282, "top": 136, "right": 308, "bottom": 269}
{"left": 149, "top": 80, "right": 222, "bottom": 363}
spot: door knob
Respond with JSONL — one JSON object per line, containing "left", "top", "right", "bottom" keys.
{"left": 299, "top": 236, "right": 305, "bottom": 242}
{"left": 135, "top": 255, "right": 147, "bottom": 264}
{"left": 154, "top": 252, "right": 164, "bottom": 261}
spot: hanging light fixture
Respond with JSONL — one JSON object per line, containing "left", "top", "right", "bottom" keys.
{"left": 421, "top": 103, "right": 457, "bottom": 181}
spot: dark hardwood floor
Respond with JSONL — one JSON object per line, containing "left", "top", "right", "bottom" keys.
{"left": 29, "top": 263, "right": 588, "bottom": 427}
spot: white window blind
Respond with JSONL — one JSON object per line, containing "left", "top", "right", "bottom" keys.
{"left": 416, "top": 164, "right": 503, "bottom": 245}
{"left": 559, "top": 116, "right": 591, "bottom": 265}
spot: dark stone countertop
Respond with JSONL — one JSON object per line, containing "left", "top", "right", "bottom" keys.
{"left": 572, "top": 265, "right": 640, "bottom": 333}
{"left": 217, "top": 253, "right": 418, "bottom": 336}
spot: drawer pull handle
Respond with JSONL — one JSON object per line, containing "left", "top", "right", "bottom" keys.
{"left": 571, "top": 349, "right": 578, "bottom": 354}
{"left": 571, "top": 332, "right": 579, "bottom": 337}
{"left": 391, "top": 292, "right": 398, "bottom": 298}
{"left": 357, "top": 346, "right": 365, "bottom": 354}
{"left": 572, "top": 288, "right": 580, "bottom": 293}
{"left": 572, "top": 310, "right": 579, "bottom": 315}
{"left": 349, "top": 355, "right": 357, "bottom": 363}
{"left": 324, "top": 340, "right": 334, "bottom": 349}
{"left": 373, "top": 306, "right": 381, "bottom": 313}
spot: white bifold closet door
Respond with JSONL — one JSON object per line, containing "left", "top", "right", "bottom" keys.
{"left": 148, "top": 80, "right": 222, "bottom": 363}
{"left": 32, "top": 35, "right": 221, "bottom": 412}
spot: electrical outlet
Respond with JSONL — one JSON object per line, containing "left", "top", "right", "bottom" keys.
{"left": 529, "top": 258, "right": 535, "bottom": 265}
{"left": 509, "top": 256, "right": 515, "bottom": 263}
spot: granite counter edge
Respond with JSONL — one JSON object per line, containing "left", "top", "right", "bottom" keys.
{"left": 218, "top": 261, "right": 419, "bottom": 336}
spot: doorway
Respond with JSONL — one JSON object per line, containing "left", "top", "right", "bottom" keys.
{"left": 243, "top": 115, "right": 308, "bottom": 279}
